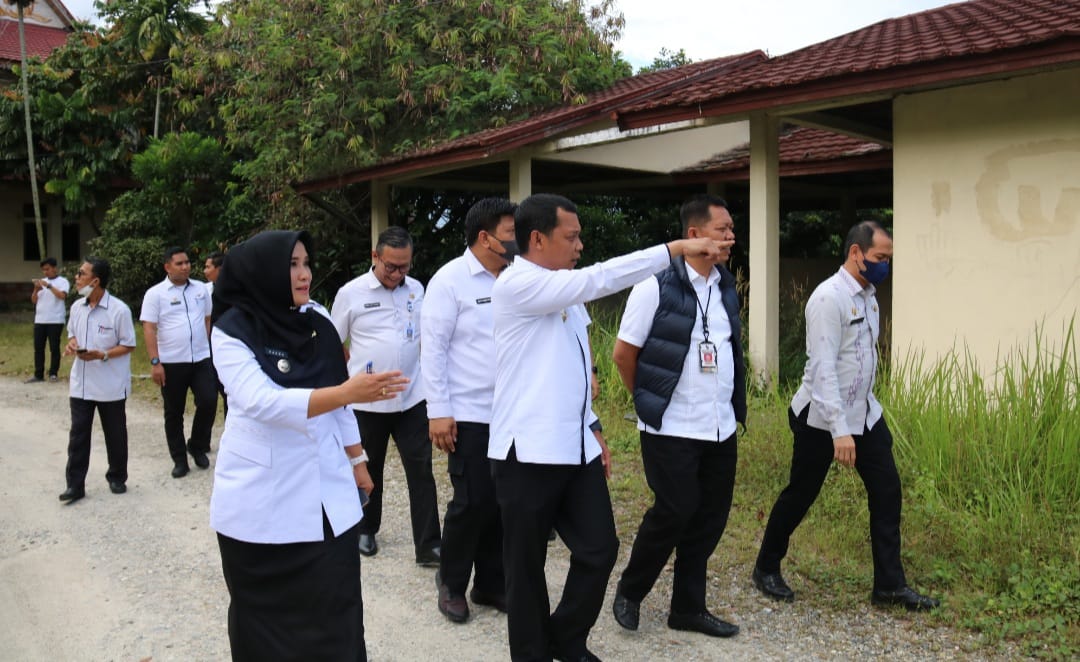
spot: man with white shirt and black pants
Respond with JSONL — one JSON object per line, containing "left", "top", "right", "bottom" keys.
{"left": 423, "top": 198, "right": 517, "bottom": 624}
{"left": 59, "top": 258, "right": 136, "bottom": 503}
{"left": 490, "top": 193, "right": 725, "bottom": 662}
{"left": 140, "top": 246, "right": 217, "bottom": 478}
{"left": 611, "top": 195, "right": 744, "bottom": 639}
{"left": 331, "top": 226, "right": 441, "bottom": 565}
{"left": 27, "top": 257, "right": 70, "bottom": 383}
{"left": 752, "top": 221, "right": 939, "bottom": 612}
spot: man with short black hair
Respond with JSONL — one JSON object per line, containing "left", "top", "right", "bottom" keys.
{"left": 611, "top": 194, "right": 744, "bottom": 639}
{"left": 140, "top": 246, "right": 217, "bottom": 478}
{"left": 60, "top": 258, "right": 136, "bottom": 503}
{"left": 28, "top": 257, "right": 70, "bottom": 383}
{"left": 490, "top": 193, "right": 727, "bottom": 661}
{"left": 204, "top": 252, "right": 225, "bottom": 295}
{"left": 332, "top": 226, "right": 441, "bottom": 565}
{"left": 752, "top": 221, "right": 940, "bottom": 612}
{"left": 423, "top": 198, "right": 517, "bottom": 623}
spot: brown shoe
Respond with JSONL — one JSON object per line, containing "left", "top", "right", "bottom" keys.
{"left": 436, "top": 571, "right": 469, "bottom": 623}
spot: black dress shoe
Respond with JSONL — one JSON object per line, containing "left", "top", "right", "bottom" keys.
{"left": 871, "top": 586, "right": 940, "bottom": 612}
{"left": 416, "top": 546, "right": 441, "bottom": 567}
{"left": 553, "top": 648, "right": 601, "bottom": 662}
{"left": 753, "top": 566, "right": 795, "bottom": 602}
{"left": 171, "top": 464, "right": 190, "bottom": 478}
{"left": 108, "top": 481, "right": 127, "bottom": 494}
{"left": 469, "top": 587, "right": 507, "bottom": 613}
{"left": 436, "top": 571, "right": 469, "bottom": 623}
{"left": 24, "top": 376, "right": 44, "bottom": 384}
{"left": 358, "top": 533, "right": 378, "bottom": 556}
{"left": 668, "top": 610, "right": 739, "bottom": 638}
{"left": 59, "top": 486, "right": 85, "bottom": 503}
{"left": 612, "top": 587, "right": 640, "bottom": 630}
{"left": 191, "top": 450, "right": 210, "bottom": 469}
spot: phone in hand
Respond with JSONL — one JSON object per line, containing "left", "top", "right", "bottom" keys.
{"left": 76, "top": 348, "right": 88, "bottom": 354}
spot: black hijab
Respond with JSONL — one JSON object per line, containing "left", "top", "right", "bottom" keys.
{"left": 212, "top": 230, "right": 348, "bottom": 389}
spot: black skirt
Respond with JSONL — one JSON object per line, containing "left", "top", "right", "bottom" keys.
{"left": 217, "top": 517, "right": 366, "bottom": 662}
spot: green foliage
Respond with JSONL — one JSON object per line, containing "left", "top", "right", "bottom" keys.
{"left": 636, "top": 47, "right": 692, "bottom": 74}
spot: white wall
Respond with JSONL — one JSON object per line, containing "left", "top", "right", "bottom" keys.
{"left": 893, "top": 67, "right": 1080, "bottom": 366}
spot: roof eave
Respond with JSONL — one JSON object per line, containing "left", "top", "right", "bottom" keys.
{"left": 617, "top": 38, "right": 1080, "bottom": 131}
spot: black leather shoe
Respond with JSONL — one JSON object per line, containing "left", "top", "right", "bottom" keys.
{"left": 191, "top": 450, "right": 210, "bottom": 469}
{"left": 108, "top": 481, "right": 127, "bottom": 494}
{"left": 416, "top": 546, "right": 440, "bottom": 567}
{"left": 436, "top": 571, "right": 469, "bottom": 623}
{"left": 871, "top": 586, "right": 940, "bottom": 612}
{"left": 59, "top": 486, "right": 85, "bottom": 503}
{"left": 753, "top": 566, "right": 795, "bottom": 602}
{"left": 24, "top": 376, "right": 44, "bottom": 384}
{"left": 469, "top": 587, "right": 507, "bottom": 613}
{"left": 171, "top": 464, "right": 190, "bottom": 478}
{"left": 668, "top": 610, "right": 739, "bottom": 638}
{"left": 612, "top": 587, "right": 640, "bottom": 630}
{"left": 553, "top": 649, "right": 601, "bottom": 662}
{"left": 358, "top": 533, "right": 378, "bottom": 556}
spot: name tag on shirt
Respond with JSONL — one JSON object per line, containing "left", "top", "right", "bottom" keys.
{"left": 850, "top": 317, "right": 865, "bottom": 325}
{"left": 364, "top": 302, "right": 381, "bottom": 309}
{"left": 476, "top": 297, "right": 491, "bottom": 305}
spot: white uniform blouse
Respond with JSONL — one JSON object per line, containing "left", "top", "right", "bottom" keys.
{"left": 209, "top": 304, "right": 363, "bottom": 544}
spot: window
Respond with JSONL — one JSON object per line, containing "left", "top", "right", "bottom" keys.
{"left": 62, "top": 222, "right": 81, "bottom": 262}
{"left": 22, "top": 204, "right": 50, "bottom": 261}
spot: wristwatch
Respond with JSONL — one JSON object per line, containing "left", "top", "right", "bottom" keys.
{"left": 101, "top": 351, "right": 109, "bottom": 363}
{"left": 349, "top": 450, "right": 370, "bottom": 466}
{"left": 150, "top": 357, "right": 161, "bottom": 366}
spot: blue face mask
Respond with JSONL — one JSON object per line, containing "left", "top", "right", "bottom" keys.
{"left": 859, "top": 257, "right": 890, "bottom": 285}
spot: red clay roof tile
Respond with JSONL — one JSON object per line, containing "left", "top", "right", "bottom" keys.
{"left": 0, "top": 20, "right": 70, "bottom": 64}
{"left": 676, "top": 126, "right": 888, "bottom": 174}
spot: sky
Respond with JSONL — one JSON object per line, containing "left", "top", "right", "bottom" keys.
{"left": 58, "top": 0, "right": 965, "bottom": 69}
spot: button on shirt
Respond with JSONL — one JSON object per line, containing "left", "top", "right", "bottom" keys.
{"left": 489, "top": 245, "right": 672, "bottom": 465}
{"left": 139, "top": 277, "right": 212, "bottom": 363}
{"left": 331, "top": 270, "right": 424, "bottom": 413}
{"left": 618, "top": 265, "right": 737, "bottom": 442}
{"left": 67, "top": 291, "right": 136, "bottom": 402}
{"left": 791, "top": 267, "right": 883, "bottom": 438}
{"left": 420, "top": 249, "right": 499, "bottom": 423}
{"left": 35, "top": 276, "right": 70, "bottom": 324}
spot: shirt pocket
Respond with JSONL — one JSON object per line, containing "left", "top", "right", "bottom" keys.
{"left": 224, "top": 437, "right": 272, "bottom": 468}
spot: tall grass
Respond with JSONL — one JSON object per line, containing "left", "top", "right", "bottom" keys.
{"left": 881, "top": 321, "right": 1079, "bottom": 657}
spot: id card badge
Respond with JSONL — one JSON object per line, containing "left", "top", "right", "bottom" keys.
{"left": 699, "top": 341, "right": 718, "bottom": 373}
{"left": 405, "top": 322, "right": 415, "bottom": 342}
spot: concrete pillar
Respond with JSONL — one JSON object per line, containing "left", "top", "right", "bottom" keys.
{"left": 748, "top": 113, "right": 781, "bottom": 385}
{"left": 509, "top": 154, "right": 532, "bottom": 202}
{"left": 370, "top": 179, "right": 389, "bottom": 251}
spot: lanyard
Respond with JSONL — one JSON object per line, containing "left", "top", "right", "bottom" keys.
{"left": 694, "top": 285, "right": 713, "bottom": 343}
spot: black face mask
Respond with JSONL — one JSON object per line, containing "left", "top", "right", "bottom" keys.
{"left": 489, "top": 239, "right": 519, "bottom": 263}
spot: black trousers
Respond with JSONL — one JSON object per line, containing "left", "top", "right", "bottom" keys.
{"left": 439, "top": 422, "right": 504, "bottom": 596}
{"left": 493, "top": 448, "right": 619, "bottom": 662}
{"left": 66, "top": 397, "right": 128, "bottom": 488}
{"left": 619, "top": 431, "right": 738, "bottom": 614}
{"left": 218, "top": 517, "right": 367, "bottom": 662}
{"left": 756, "top": 406, "right": 907, "bottom": 592}
{"left": 354, "top": 402, "right": 440, "bottom": 555}
{"left": 160, "top": 359, "right": 217, "bottom": 465}
{"left": 33, "top": 323, "right": 63, "bottom": 379}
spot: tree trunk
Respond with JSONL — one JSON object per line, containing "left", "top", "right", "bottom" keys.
{"left": 16, "top": 3, "right": 46, "bottom": 261}
{"left": 154, "top": 83, "right": 161, "bottom": 139}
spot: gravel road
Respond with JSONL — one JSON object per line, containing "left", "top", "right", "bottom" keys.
{"left": 0, "top": 375, "right": 1021, "bottom": 661}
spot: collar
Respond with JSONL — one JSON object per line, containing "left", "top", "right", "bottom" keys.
{"left": 513, "top": 255, "right": 547, "bottom": 273}
{"left": 365, "top": 268, "right": 405, "bottom": 291}
{"left": 163, "top": 276, "right": 191, "bottom": 290}
{"left": 85, "top": 290, "right": 111, "bottom": 309}
{"left": 837, "top": 266, "right": 874, "bottom": 297}
{"left": 464, "top": 247, "right": 499, "bottom": 278}
{"left": 687, "top": 263, "right": 720, "bottom": 287}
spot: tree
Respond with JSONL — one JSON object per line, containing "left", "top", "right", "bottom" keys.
{"left": 637, "top": 47, "right": 692, "bottom": 74}
{"left": 4, "top": 0, "right": 44, "bottom": 260}
{"left": 179, "top": 0, "right": 632, "bottom": 224}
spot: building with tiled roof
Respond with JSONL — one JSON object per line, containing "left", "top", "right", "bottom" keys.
{"left": 0, "top": 0, "right": 74, "bottom": 80}
{"left": 298, "top": 0, "right": 1080, "bottom": 376}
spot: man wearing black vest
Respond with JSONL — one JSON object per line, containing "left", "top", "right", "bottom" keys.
{"left": 611, "top": 194, "right": 745, "bottom": 639}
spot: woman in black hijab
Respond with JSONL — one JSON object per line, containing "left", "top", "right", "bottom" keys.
{"left": 209, "top": 230, "right": 407, "bottom": 661}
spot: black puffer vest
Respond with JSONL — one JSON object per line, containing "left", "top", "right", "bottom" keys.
{"left": 633, "top": 257, "right": 747, "bottom": 430}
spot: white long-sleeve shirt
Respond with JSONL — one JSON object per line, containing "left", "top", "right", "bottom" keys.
{"left": 209, "top": 303, "right": 363, "bottom": 544}
{"left": 420, "top": 249, "right": 499, "bottom": 423}
{"left": 488, "top": 245, "right": 671, "bottom": 464}
{"left": 791, "top": 267, "right": 883, "bottom": 438}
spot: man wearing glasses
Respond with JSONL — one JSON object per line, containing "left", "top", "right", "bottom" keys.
{"left": 331, "top": 226, "right": 441, "bottom": 565}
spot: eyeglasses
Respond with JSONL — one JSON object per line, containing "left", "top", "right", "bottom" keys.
{"left": 378, "top": 258, "right": 411, "bottom": 274}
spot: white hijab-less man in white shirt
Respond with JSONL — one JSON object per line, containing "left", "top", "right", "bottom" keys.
{"left": 489, "top": 193, "right": 726, "bottom": 662}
